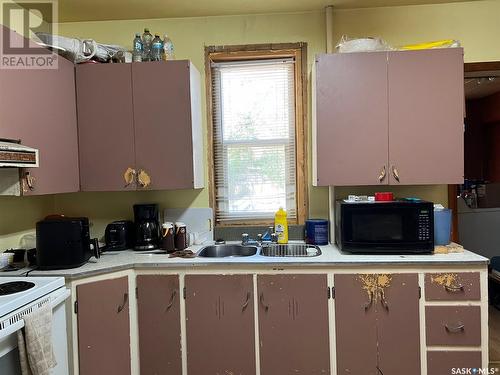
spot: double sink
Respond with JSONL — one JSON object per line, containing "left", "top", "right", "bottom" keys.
{"left": 197, "top": 243, "right": 322, "bottom": 258}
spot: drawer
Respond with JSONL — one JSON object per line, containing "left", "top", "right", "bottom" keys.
{"left": 425, "top": 272, "right": 480, "bottom": 301}
{"left": 426, "top": 306, "right": 481, "bottom": 346}
{"left": 427, "top": 351, "right": 482, "bottom": 375}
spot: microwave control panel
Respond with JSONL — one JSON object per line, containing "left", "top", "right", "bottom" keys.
{"left": 418, "top": 210, "right": 431, "bottom": 241}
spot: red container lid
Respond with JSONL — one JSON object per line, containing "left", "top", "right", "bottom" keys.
{"left": 375, "top": 192, "right": 394, "bottom": 201}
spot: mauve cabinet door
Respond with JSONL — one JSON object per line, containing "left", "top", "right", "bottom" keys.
{"left": 137, "top": 275, "right": 182, "bottom": 375}
{"left": 334, "top": 274, "right": 378, "bottom": 375}
{"left": 315, "top": 52, "right": 389, "bottom": 186}
{"left": 76, "top": 277, "right": 131, "bottom": 375}
{"left": 185, "top": 274, "right": 255, "bottom": 375}
{"left": 258, "top": 274, "right": 330, "bottom": 375}
{"left": 388, "top": 48, "right": 464, "bottom": 184}
{"left": 76, "top": 63, "right": 136, "bottom": 191}
{"left": 376, "top": 273, "right": 421, "bottom": 375}
{"left": 132, "top": 61, "right": 195, "bottom": 190}
{"left": 0, "top": 26, "right": 79, "bottom": 195}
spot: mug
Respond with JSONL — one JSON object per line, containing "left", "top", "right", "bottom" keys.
{"left": 161, "top": 222, "right": 175, "bottom": 253}
{"left": 174, "top": 222, "right": 188, "bottom": 250}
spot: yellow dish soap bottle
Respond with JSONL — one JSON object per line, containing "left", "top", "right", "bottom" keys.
{"left": 274, "top": 207, "right": 288, "bottom": 244}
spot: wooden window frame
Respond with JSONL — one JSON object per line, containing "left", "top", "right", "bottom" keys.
{"left": 205, "top": 43, "right": 309, "bottom": 227}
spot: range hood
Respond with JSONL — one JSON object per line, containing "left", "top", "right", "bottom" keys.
{"left": 0, "top": 140, "right": 39, "bottom": 168}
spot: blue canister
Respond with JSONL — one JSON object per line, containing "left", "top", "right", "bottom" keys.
{"left": 434, "top": 209, "right": 452, "bottom": 246}
{"left": 305, "top": 219, "right": 329, "bottom": 245}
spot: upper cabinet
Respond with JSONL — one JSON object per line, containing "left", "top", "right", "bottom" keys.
{"left": 314, "top": 48, "right": 464, "bottom": 186}
{"left": 76, "top": 60, "right": 204, "bottom": 192}
{"left": 0, "top": 26, "right": 79, "bottom": 195}
{"left": 76, "top": 63, "right": 136, "bottom": 192}
{"left": 387, "top": 49, "right": 464, "bottom": 185}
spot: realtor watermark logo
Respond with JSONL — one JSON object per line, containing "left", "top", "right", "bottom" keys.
{"left": 1, "top": 0, "right": 58, "bottom": 69}
{"left": 451, "top": 368, "right": 499, "bottom": 374}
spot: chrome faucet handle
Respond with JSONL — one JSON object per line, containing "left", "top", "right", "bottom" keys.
{"left": 257, "top": 234, "right": 263, "bottom": 246}
{"left": 241, "top": 233, "right": 249, "bottom": 245}
{"left": 270, "top": 233, "right": 278, "bottom": 243}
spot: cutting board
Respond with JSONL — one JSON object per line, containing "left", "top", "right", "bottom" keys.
{"left": 163, "top": 208, "right": 213, "bottom": 245}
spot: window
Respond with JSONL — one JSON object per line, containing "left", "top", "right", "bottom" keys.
{"left": 206, "top": 44, "right": 307, "bottom": 225}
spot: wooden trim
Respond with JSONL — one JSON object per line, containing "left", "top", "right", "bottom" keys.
{"left": 464, "top": 61, "right": 500, "bottom": 73}
{"left": 204, "top": 46, "right": 215, "bottom": 215}
{"left": 205, "top": 43, "right": 308, "bottom": 226}
{"left": 448, "top": 184, "right": 459, "bottom": 242}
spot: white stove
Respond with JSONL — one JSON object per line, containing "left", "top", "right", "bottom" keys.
{"left": 0, "top": 276, "right": 70, "bottom": 375}
{"left": 0, "top": 276, "right": 65, "bottom": 318}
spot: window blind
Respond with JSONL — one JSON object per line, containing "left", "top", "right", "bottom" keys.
{"left": 211, "top": 58, "right": 297, "bottom": 222}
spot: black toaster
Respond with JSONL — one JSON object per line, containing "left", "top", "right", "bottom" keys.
{"left": 104, "top": 220, "right": 134, "bottom": 251}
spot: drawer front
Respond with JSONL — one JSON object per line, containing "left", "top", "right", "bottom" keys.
{"left": 425, "top": 272, "right": 480, "bottom": 301}
{"left": 426, "top": 306, "right": 481, "bottom": 346}
{"left": 427, "top": 351, "right": 482, "bottom": 375}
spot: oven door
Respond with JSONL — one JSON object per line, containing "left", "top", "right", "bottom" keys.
{"left": 0, "top": 288, "right": 70, "bottom": 375}
{"left": 340, "top": 203, "right": 433, "bottom": 253}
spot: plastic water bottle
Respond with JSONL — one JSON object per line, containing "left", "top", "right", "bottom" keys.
{"left": 141, "top": 28, "right": 153, "bottom": 61}
{"left": 162, "top": 34, "right": 175, "bottom": 60}
{"left": 132, "top": 33, "right": 143, "bottom": 62}
{"left": 151, "top": 34, "right": 163, "bottom": 61}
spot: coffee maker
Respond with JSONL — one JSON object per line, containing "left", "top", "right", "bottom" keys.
{"left": 133, "top": 204, "right": 160, "bottom": 250}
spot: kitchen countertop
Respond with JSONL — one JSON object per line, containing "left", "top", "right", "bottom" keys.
{"left": 1, "top": 242, "right": 488, "bottom": 281}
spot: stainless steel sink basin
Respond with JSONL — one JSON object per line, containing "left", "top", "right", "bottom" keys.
{"left": 261, "top": 244, "right": 322, "bottom": 257}
{"left": 197, "top": 244, "right": 258, "bottom": 258}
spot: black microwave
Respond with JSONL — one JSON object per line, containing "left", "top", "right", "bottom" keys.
{"left": 335, "top": 200, "right": 434, "bottom": 254}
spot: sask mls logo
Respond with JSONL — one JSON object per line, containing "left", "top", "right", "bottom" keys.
{"left": 1, "top": 0, "right": 58, "bottom": 69}
{"left": 452, "top": 368, "right": 499, "bottom": 374}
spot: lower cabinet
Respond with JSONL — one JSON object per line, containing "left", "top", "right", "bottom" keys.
{"left": 427, "top": 351, "right": 482, "bottom": 375}
{"left": 334, "top": 273, "right": 421, "bottom": 375}
{"left": 137, "top": 275, "right": 182, "bottom": 375}
{"left": 76, "top": 276, "right": 131, "bottom": 375}
{"left": 185, "top": 274, "right": 256, "bottom": 375}
{"left": 257, "top": 274, "right": 331, "bottom": 375}
{"left": 69, "top": 269, "right": 486, "bottom": 375}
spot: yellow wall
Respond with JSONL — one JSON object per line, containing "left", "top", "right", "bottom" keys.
{"left": 332, "top": 0, "right": 500, "bottom": 63}
{"left": 2, "top": 0, "right": 500, "bottom": 246}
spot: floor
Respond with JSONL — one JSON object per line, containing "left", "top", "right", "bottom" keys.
{"left": 491, "top": 306, "right": 500, "bottom": 367}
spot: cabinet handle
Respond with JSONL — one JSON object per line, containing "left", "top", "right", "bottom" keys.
{"left": 445, "top": 323, "right": 465, "bottom": 333}
{"left": 117, "top": 292, "right": 129, "bottom": 313}
{"left": 137, "top": 169, "right": 151, "bottom": 188}
{"left": 378, "top": 166, "right": 386, "bottom": 182}
{"left": 259, "top": 292, "right": 269, "bottom": 312}
{"left": 242, "top": 291, "right": 251, "bottom": 312}
{"left": 379, "top": 289, "right": 389, "bottom": 311}
{"left": 364, "top": 290, "right": 374, "bottom": 311}
{"left": 392, "top": 166, "right": 400, "bottom": 182}
{"left": 444, "top": 284, "right": 465, "bottom": 292}
{"left": 123, "top": 167, "right": 136, "bottom": 187}
{"left": 24, "top": 171, "right": 35, "bottom": 191}
{"left": 165, "top": 290, "right": 177, "bottom": 311}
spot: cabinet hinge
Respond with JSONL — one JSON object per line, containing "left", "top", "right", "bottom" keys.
{"left": 74, "top": 300, "right": 78, "bottom": 314}
{"left": 418, "top": 286, "right": 421, "bottom": 299}
{"left": 135, "top": 287, "right": 138, "bottom": 299}
{"left": 327, "top": 287, "right": 331, "bottom": 299}
{"left": 183, "top": 287, "right": 186, "bottom": 299}
{"left": 331, "top": 287, "right": 335, "bottom": 299}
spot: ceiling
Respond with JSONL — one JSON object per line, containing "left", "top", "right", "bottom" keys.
{"left": 58, "top": 0, "right": 475, "bottom": 23}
